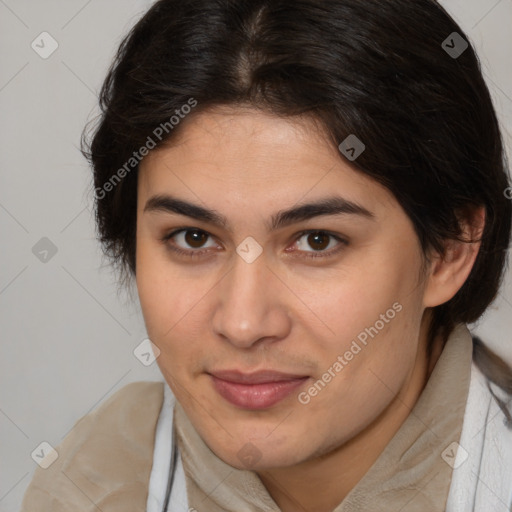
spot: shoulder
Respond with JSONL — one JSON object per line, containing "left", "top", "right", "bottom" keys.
{"left": 82, "top": 380, "right": 165, "bottom": 430}
{"left": 21, "top": 381, "right": 164, "bottom": 512}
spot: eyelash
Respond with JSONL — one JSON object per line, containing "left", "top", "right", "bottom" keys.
{"left": 160, "top": 228, "right": 348, "bottom": 260}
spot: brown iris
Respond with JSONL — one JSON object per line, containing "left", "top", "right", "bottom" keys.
{"left": 184, "top": 229, "right": 209, "bottom": 248}
{"left": 307, "top": 232, "right": 330, "bottom": 251}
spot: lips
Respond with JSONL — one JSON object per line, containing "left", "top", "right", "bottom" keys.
{"left": 208, "top": 370, "right": 310, "bottom": 409}
{"left": 210, "top": 369, "right": 308, "bottom": 384}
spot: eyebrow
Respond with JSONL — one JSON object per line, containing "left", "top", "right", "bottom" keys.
{"left": 143, "top": 194, "right": 375, "bottom": 231}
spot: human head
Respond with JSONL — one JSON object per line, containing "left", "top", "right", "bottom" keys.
{"left": 83, "top": 0, "right": 511, "bottom": 469}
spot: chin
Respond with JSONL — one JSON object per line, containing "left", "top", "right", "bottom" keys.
{"left": 208, "top": 434, "right": 309, "bottom": 471}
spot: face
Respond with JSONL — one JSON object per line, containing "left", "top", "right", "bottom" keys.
{"left": 136, "top": 107, "right": 429, "bottom": 470}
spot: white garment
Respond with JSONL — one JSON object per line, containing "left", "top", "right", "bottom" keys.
{"left": 146, "top": 382, "right": 189, "bottom": 512}
{"left": 446, "top": 360, "right": 512, "bottom": 511}
{"left": 147, "top": 360, "right": 512, "bottom": 512}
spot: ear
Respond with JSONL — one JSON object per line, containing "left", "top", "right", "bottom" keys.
{"left": 423, "top": 206, "right": 486, "bottom": 308}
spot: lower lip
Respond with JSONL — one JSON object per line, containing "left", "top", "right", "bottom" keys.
{"left": 209, "top": 375, "right": 309, "bottom": 410}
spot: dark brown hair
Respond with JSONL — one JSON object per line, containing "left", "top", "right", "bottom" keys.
{"left": 82, "top": 0, "right": 512, "bottom": 401}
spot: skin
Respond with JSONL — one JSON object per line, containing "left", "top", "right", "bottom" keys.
{"left": 135, "top": 107, "right": 484, "bottom": 512}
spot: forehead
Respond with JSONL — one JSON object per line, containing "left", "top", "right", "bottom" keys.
{"left": 145, "top": 107, "right": 337, "bottom": 175}
{"left": 138, "top": 107, "right": 396, "bottom": 215}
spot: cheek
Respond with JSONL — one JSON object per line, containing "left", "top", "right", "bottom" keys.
{"left": 295, "top": 310, "right": 421, "bottom": 453}
{"left": 136, "top": 236, "right": 198, "bottom": 335}
{"left": 292, "top": 237, "right": 424, "bottom": 355}
{"left": 294, "top": 241, "right": 425, "bottom": 420}
{"left": 135, "top": 237, "right": 218, "bottom": 386}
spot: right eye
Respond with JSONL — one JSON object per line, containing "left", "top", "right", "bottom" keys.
{"left": 161, "top": 228, "right": 221, "bottom": 258}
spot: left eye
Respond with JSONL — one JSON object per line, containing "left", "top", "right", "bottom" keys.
{"left": 282, "top": 230, "right": 348, "bottom": 260}
{"left": 292, "top": 231, "right": 344, "bottom": 253}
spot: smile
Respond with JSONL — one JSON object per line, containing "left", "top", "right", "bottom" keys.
{"left": 208, "top": 370, "right": 310, "bottom": 409}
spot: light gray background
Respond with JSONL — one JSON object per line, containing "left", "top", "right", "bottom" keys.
{"left": 1, "top": 0, "right": 511, "bottom": 509}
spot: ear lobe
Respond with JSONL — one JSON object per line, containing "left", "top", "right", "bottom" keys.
{"left": 423, "top": 206, "right": 486, "bottom": 308}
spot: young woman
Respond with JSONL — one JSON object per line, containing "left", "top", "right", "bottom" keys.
{"left": 21, "top": 0, "right": 512, "bottom": 511}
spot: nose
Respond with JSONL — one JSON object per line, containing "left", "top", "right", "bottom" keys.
{"left": 211, "top": 250, "right": 292, "bottom": 349}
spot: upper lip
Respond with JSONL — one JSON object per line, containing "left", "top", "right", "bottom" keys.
{"left": 208, "top": 370, "right": 309, "bottom": 384}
